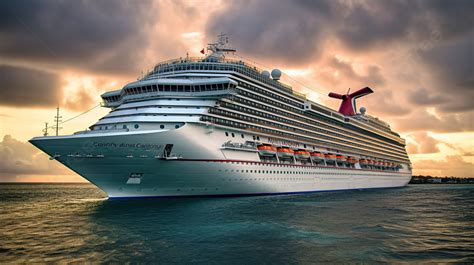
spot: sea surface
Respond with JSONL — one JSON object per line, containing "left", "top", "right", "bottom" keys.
{"left": 0, "top": 184, "right": 473, "bottom": 264}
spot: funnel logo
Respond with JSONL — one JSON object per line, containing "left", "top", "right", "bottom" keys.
{"left": 328, "top": 87, "right": 374, "bottom": 116}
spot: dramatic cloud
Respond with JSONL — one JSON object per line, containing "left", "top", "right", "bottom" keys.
{"left": 0, "top": 0, "right": 157, "bottom": 75}
{"left": 413, "top": 155, "right": 474, "bottom": 178}
{"left": 207, "top": 0, "right": 473, "bottom": 118}
{"left": 406, "top": 132, "right": 441, "bottom": 154}
{"left": 418, "top": 35, "right": 474, "bottom": 112}
{"left": 0, "top": 65, "right": 62, "bottom": 108}
{"left": 206, "top": 0, "right": 335, "bottom": 64}
{"left": 329, "top": 57, "right": 385, "bottom": 86}
{"left": 392, "top": 110, "right": 474, "bottom": 133}
{"left": 0, "top": 135, "right": 75, "bottom": 182}
{"left": 0, "top": 0, "right": 472, "bottom": 179}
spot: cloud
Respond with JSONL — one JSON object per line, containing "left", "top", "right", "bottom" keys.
{"left": 418, "top": 34, "right": 474, "bottom": 112}
{"left": 206, "top": 0, "right": 473, "bottom": 117}
{"left": 0, "top": 135, "right": 75, "bottom": 182}
{"left": 391, "top": 109, "right": 474, "bottom": 133}
{"left": 0, "top": 65, "right": 62, "bottom": 108}
{"left": 206, "top": 0, "right": 335, "bottom": 65}
{"left": 413, "top": 155, "right": 474, "bottom": 178}
{"left": 0, "top": 0, "right": 158, "bottom": 75}
{"left": 329, "top": 57, "right": 386, "bottom": 86}
{"left": 406, "top": 132, "right": 441, "bottom": 154}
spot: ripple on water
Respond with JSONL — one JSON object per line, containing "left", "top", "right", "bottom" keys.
{"left": 0, "top": 183, "right": 473, "bottom": 263}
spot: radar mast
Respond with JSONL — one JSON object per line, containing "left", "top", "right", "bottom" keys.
{"left": 206, "top": 33, "right": 236, "bottom": 60}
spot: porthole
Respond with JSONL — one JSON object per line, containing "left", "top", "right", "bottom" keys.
{"left": 241, "top": 134, "right": 244, "bottom": 138}
{"left": 134, "top": 124, "right": 139, "bottom": 129}
{"left": 231, "top": 133, "right": 235, "bottom": 137}
{"left": 160, "top": 125, "right": 165, "bottom": 129}
{"left": 175, "top": 124, "right": 180, "bottom": 129}
{"left": 225, "top": 132, "right": 229, "bottom": 137}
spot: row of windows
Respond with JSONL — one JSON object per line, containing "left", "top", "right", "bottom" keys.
{"left": 95, "top": 124, "right": 140, "bottom": 130}
{"left": 103, "top": 83, "right": 234, "bottom": 103}
{"left": 201, "top": 115, "right": 406, "bottom": 163}
{"left": 234, "top": 90, "right": 405, "bottom": 150}
{"left": 236, "top": 84, "right": 402, "bottom": 146}
{"left": 238, "top": 81, "right": 303, "bottom": 109}
{"left": 208, "top": 108, "right": 407, "bottom": 161}
{"left": 219, "top": 100, "right": 406, "bottom": 157}
{"left": 223, "top": 131, "right": 261, "bottom": 141}
{"left": 206, "top": 160, "right": 404, "bottom": 172}
{"left": 150, "top": 61, "right": 292, "bottom": 94}
{"left": 94, "top": 123, "right": 181, "bottom": 130}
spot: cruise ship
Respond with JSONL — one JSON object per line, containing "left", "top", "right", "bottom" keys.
{"left": 30, "top": 35, "right": 412, "bottom": 198}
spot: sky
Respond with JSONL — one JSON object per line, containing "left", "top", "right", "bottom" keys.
{"left": 0, "top": 0, "right": 472, "bottom": 182}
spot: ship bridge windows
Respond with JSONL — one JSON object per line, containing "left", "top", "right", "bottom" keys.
{"left": 123, "top": 82, "right": 232, "bottom": 96}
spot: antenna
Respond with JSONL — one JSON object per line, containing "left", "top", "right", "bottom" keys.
{"left": 42, "top": 122, "right": 49, "bottom": 136}
{"left": 53, "top": 107, "right": 62, "bottom": 136}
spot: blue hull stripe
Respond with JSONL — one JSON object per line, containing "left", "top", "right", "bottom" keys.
{"left": 108, "top": 186, "right": 405, "bottom": 200}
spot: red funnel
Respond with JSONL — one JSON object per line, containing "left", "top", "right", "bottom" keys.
{"left": 328, "top": 87, "right": 373, "bottom": 116}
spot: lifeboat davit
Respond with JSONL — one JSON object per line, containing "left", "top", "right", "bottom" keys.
{"left": 277, "top": 147, "right": 294, "bottom": 159}
{"left": 294, "top": 149, "right": 310, "bottom": 160}
{"left": 325, "top": 153, "right": 336, "bottom": 162}
{"left": 336, "top": 154, "right": 346, "bottom": 163}
{"left": 257, "top": 144, "right": 277, "bottom": 156}
{"left": 310, "top": 151, "right": 325, "bottom": 161}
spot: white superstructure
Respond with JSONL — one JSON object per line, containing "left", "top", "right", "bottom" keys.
{"left": 30, "top": 35, "right": 411, "bottom": 198}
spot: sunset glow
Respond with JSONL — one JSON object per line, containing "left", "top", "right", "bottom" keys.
{"left": 0, "top": 0, "right": 472, "bottom": 182}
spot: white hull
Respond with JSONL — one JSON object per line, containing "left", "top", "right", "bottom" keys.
{"left": 30, "top": 123, "right": 412, "bottom": 198}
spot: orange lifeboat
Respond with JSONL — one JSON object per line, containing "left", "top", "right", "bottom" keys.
{"left": 368, "top": 160, "right": 376, "bottom": 166}
{"left": 336, "top": 154, "right": 346, "bottom": 163}
{"left": 294, "top": 149, "right": 310, "bottom": 160}
{"left": 257, "top": 144, "right": 277, "bottom": 156}
{"left": 310, "top": 151, "right": 325, "bottom": 161}
{"left": 359, "top": 159, "right": 368, "bottom": 165}
{"left": 347, "top": 157, "right": 357, "bottom": 164}
{"left": 277, "top": 147, "right": 294, "bottom": 159}
{"left": 325, "top": 153, "right": 337, "bottom": 162}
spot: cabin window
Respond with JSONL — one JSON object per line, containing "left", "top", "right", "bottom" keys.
{"left": 134, "top": 124, "right": 139, "bottom": 129}
{"left": 175, "top": 124, "right": 180, "bottom": 129}
{"left": 123, "top": 125, "right": 127, "bottom": 129}
{"left": 231, "top": 133, "right": 235, "bottom": 138}
{"left": 225, "top": 132, "right": 229, "bottom": 137}
{"left": 160, "top": 125, "right": 165, "bottom": 129}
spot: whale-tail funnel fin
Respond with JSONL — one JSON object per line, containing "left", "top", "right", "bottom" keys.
{"left": 328, "top": 87, "right": 373, "bottom": 116}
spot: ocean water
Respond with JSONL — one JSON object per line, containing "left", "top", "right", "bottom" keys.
{"left": 0, "top": 184, "right": 473, "bottom": 264}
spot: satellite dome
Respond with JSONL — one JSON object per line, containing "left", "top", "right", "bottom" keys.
{"left": 262, "top": 70, "right": 271, "bottom": 78}
{"left": 271, "top": 69, "right": 281, "bottom": 80}
{"left": 360, "top": 107, "right": 366, "bottom": 115}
